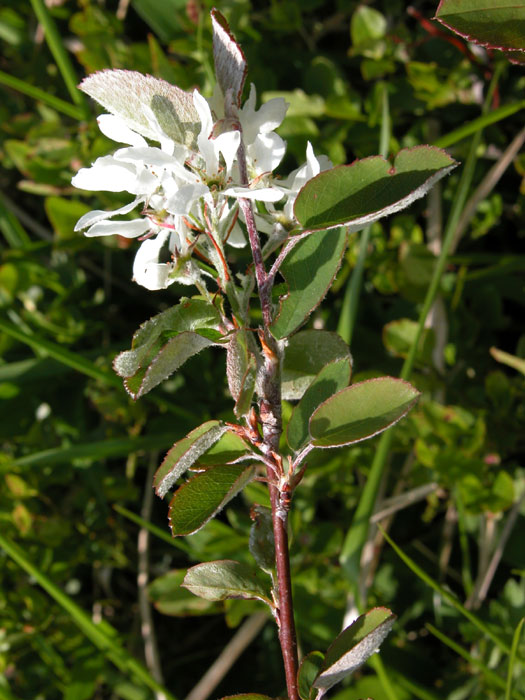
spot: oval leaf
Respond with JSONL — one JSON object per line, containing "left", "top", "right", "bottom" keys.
{"left": 211, "top": 9, "right": 247, "bottom": 106}
{"left": 154, "top": 421, "right": 227, "bottom": 498}
{"left": 313, "top": 608, "right": 396, "bottom": 692}
{"left": 227, "top": 330, "right": 257, "bottom": 417}
{"left": 148, "top": 569, "right": 221, "bottom": 616}
{"left": 169, "top": 464, "right": 255, "bottom": 536}
{"left": 435, "top": 0, "right": 525, "bottom": 53}
{"left": 294, "top": 146, "right": 457, "bottom": 233}
{"left": 271, "top": 227, "right": 347, "bottom": 340}
{"left": 113, "top": 298, "right": 223, "bottom": 399}
{"left": 298, "top": 651, "right": 325, "bottom": 700}
{"left": 309, "top": 377, "right": 420, "bottom": 448}
{"left": 196, "top": 431, "right": 252, "bottom": 467}
{"left": 249, "top": 505, "right": 275, "bottom": 573}
{"left": 79, "top": 69, "right": 200, "bottom": 149}
{"left": 282, "top": 330, "right": 352, "bottom": 401}
{"left": 183, "top": 560, "right": 273, "bottom": 606}
{"left": 287, "top": 358, "right": 352, "bottom": 452}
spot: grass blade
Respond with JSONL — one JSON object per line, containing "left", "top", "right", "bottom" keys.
{"left": 506, "top": 617, "right": 525, "bottom": 700}
{"left": 28, "top": 0, "right": 88, "bottom": 116}
{"left": 0, "top": 70, "right": 85, "bottom": 120}
{"left": 427, "top": 624, "right": 525, "bottom": 700}
{"left": 434, "top": 100, "right": 525, "bottom": 149}
{"left": 113, "top": 504, "right": 191, "bottom": 553}
{"left": 382, "top": 528, "right": 512, "bottom": 657}
{"left": 0, "top": 531, "right": 178, "bottom": 700}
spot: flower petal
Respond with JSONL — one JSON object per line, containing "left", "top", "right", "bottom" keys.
{"left": 97, "top": 114, "right": 147, "bottom": 147}
{"left": 74, "top": 197, "right": 144, "bottom": 232}
{"left": 224, "top": 186, "right": 284, "bottom": 203}
{"left": 84, "top": 218, "right": 151, "bottom": 238}
{"left": 132, "top": 232, "right": 173, "bottom": 290}
{"left": 72, "top": 156, "right": 140, "bottom": 193}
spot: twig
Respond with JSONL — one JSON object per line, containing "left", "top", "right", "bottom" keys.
{"left": 466, "top": 493, "right": 525, "bottom": 609}
{"left": 185, "top": 612, "right": 268, "bottom": 700}
{"left": 138, "top": 453, "right": 166, "bottom": 699}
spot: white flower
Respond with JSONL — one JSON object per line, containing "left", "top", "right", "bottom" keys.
{"left": 72, "top": 81, "right": 289, "bottom": 291}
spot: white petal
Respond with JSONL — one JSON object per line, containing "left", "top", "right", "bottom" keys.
{"left": 72, "top": 156, "right": 139, "bottom": 193}
{"left": 248, "top": 132, "right": 285, "bottom": 174}
{"left": 97, "top": 114, "right": 147, "bottom": 147}
{"left": 132, "top": 233, "right": 173, "bottom": 290}
{"left": 166, "top": 183, "right": 209, "bottom": 215}
{"left": 74, "top": 197, "right": 144, "bottom": 231}
{"left": 193, "top": 90, "right": 219, "bottom": 175}
{"left": 215, "top": 130, "right": 241, "bottom": 176}
{"left": 226, "top": 221, "right": 246, "bottom": 248}
{"left": 225, "top": 186, "right": 284, "bottom": 203}
{"left": 84, "top": 218, "right": 151, "bottom": 238}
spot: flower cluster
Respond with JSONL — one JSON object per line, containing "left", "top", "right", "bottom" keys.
{"left": 72, "top": 76, "right": 330, "bottom": 291}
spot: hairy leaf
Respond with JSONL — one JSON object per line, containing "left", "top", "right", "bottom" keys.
{"left": 183, "top": 560, "right": 273, "bottom": 606}
{"left": 309, "top": 377, "right": 420, "bottom": 448}
{"left": 294, "top": 146, "right": 457, "bottom": 233}
{"left": 282, "top": 330, "right": 351, "bottom": 401}
{"left": 298, "top": 651, "right": 325, "bottom": 700}
{"left": 313, "top": 608, "right": 396, "bottom": 693}
{"left": 435, "top": 0, "right": 525, "bottom": 53}
{"left": 211, "top": 9, "right": 247, "bottom": 106}
{"left": 287, "top": 358, "right": 352, "bottom": 452}
{"left": 169, "top": 464, "right": 255, "bottom": 536}
{"left": 226, "top": 329, "right": 257, "bottom": 417}
{"left": 79, "top": 69, "right": 200, "bottom": 148}
{"left": 113, "top": 298, "right": 223, "bottom": 399}
{"left": 249, "top": 505, "right": 275, "bottom": 573}
{"left": 154, "top": 421, "right": 227, "bottom": 499}
{"left": 270, "top": 227, "right": 347, "bottom": 340}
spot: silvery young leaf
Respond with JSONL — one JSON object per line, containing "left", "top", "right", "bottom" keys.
{"left": 270, "top": 227, "right": 347, "bottom": 340}
{"left": 79, "top": 69, "right": 200, "bottom": 149}
{"left": 113, "top": 299, "right": 223, "bottom": 399}
{"left": 435, "top": 0, "right": 525, "bottom": 53}
{"left": 294, "top": 146, "right": 457, "bottom": 233}
{"left": 211, "top": 9, "right": 247, "bottom": 107}
{"left": 154, "top": 421, "right": 227, "bottom": 499}
{"left": 168, "top": 464, "right": 255, "bottom": 536}
{"left": 226, "top": 329, "right": 257, "bottom": 418}
{"left": 282, "top": 330, "right": 352, "bottom": 401}
{"left": 287, "top": 357, "right": 352, "bottom": 452}
{"left": 183, "top": 559, "right": 273, "bottom": 606}
{"left": 249, "top": 505, "right": 275, "bottom": 573}
{"left": 309, "top": 377, "right": 420, "bottom": 448}
{"left": 298, "top": 651, "right": 325, "bottom": 700}
{"left": 313, "top": 608, "right": 396, "bottom": 694}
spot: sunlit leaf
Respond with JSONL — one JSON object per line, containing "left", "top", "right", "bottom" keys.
{"left": 309, "top": 377, "right": 420, "bottom": 448}
{"left": 183, "top": 559, "right": 273, "bottom": 606}
{"left": 168, "top": 464, "right": 255, "bottom": 536}
{"left": 294, "top": 147, "right": 457, "bottom": 233}
{"left": 211, "top": 9, "right": 247, "bottom": 106}
{"left": 270, "top": 227, "right": 347, "bottom": 340}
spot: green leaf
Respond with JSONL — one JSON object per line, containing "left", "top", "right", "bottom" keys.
{"left": 309, "top": 377, "right": 420, "bottom": 448}
{"left": 154, "top": 421, "right": 227, "bottom": 499}
{"left": 44, "top": 196, "right": 91, "bottom": 240}
{"left": 148, "top": 569, "right": 222, "bottom": 616}
{"left": 313, "top": 608, "right": 396, "bottom": 694}
{"left": 383, "top": 319, "right": 435, "bottom": 366}
{"left": 270, "top": 227, "right": 347, "bottom": 340}
{"left": 79, "top": 69, "right": 200, "bottom": 149}
{"left": 298, "top": 651, "right": 325, "bottom": 700}
{"left": 219, "top": 695, "right": 274, "bottom": 700}
{"left": 287, "top": 358, "right": 352, "bottom": 452}
{"left": 351, "top": 6, "right": 386, "bottom": 46}
{"left": 196, "top": 430, "right": 252, "bottom": 467}
{"left": 168, "top": 464, "right": 255, "bottom": 536}
{"left": 282, "top": 330, "right": 351, "bottom": 401}
{"left": 249, "top": 505, "right": 275, "bottom": 573}
{"left": 182, "top": 560, "right": 273, "bottom": 606}
{"left": 226, "top": 329, "right": 257, "bottom": 417}
{"left": 113, "top": 298, "right": 223, "bottom": 399}
{"left": 130, "top": 0, "right": 186, "bottom": 43}
{"left": 435, "top": 0, "right": 525, "bottom": 53}
{"left": 294, "top": 146, "right": 457, "bottom": 233}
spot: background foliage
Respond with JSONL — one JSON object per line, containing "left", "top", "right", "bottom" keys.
{"left": 1, "top": 1, "right": 524, "bottom": 699}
